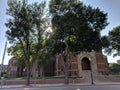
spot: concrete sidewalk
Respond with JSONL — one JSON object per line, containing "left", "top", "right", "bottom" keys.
{"left": 1, "top": 82, "right": 120, "bottom": 89}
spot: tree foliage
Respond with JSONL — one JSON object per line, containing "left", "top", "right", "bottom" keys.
{"left": 104, "top": 26, "right": 120, "bottom": 57}
{"left": 49, "top": 0, "right": 108, "bottom": 54}
{"left": 7, "top": 43, "right": 25, "bottom": 66}
{"left": 109, "top": 63, "right": 120, "bottom": 74}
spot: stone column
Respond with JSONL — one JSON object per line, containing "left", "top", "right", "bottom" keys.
{"left": 77, "top": 54, "right": 82, "bottom": 77}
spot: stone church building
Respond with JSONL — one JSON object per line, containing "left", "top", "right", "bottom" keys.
{"left": 7, "top": 51, "right": 109, "bottom": 77}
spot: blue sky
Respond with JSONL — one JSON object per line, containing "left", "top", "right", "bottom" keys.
{"left": 0, "top": 0, "right": 120, "bottom": 65}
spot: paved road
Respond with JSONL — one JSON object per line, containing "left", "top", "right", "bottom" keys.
{"left": 1, "top": 84, "right": 120, "bottom": 90}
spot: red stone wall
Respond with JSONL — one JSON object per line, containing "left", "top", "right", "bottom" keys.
{"left": 95, "top": 52, "right": 109, "bottom": 75}
{"left": 55, "top": 54, "right": 79, "bottom": 76}
{"left": 55, "top": 52, "right": 109, "bottom": 76}
{"left": 7, "top": 58, "right": 17, "bottom": 77}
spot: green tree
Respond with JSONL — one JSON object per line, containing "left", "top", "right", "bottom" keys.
{"left": 30, "top": 2, "right": 52, "bottom": 78}
{"left": 6, "top": 0, "right": 33, "bottom": 85}
{"left": 104, "top": 26, "right": 120, "bottom": 57}
{"left": 36, "top": 38, "right": 53, "bottom": 78}
{"left": 5, "top": 0, "right": 48, "bottom": 85}
{"left": 7, "top": 43, "right": 26, "bottom": 77}
{"left": 49, "top": 0, "right": 108, "bottom": 84}
{"left": 109, "top": 63, "right": 120, "bottom": 74}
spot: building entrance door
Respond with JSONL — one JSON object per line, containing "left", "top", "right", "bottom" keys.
{"left": 81, "top": 57, "right": 91, "bottom": 70}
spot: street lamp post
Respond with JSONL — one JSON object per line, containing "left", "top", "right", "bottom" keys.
{"left": 89, "top": 58, "right": 94, "bottom": 85}
{"left": 90, "top": 66, "right": 94, "bottom": 85}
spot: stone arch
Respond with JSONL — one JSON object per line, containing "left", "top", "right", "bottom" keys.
{"left": 80, "top": 52, "right": 96, "bottom": 61}
{"left": 77, "top": 52, "right": 97, "bottom": 77}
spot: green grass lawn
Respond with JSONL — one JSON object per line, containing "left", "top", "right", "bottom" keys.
{"left": 0, "top": 76, "right": 82, "bottom": 80}
{"left": 110, "top": 75, "right": 120, "bottom": 78}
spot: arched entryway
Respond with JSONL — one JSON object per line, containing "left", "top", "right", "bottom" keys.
{"left": 81, "top": 57, "right": 91, "bottom": 70}
{"left": 77, "top": 52, "right": 98, "bottom": 78}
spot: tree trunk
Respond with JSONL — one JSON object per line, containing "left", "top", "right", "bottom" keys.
{"left": 17, "top": 67, "right": 19, "bottom": 77}
{"left": 40, "top": 66, "right": 44, "bottom": 78}
{"left": 64, "top": 62, "right": 69, "bottom": 84}
{"left": 26, "top": 60, "right": 30, "bottom": 86}
{"left": 21, "top": 66, "right": 23, "bottom": 77}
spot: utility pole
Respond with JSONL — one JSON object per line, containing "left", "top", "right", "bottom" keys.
{"left": 0, "top": 41, "right": 7, "bottom": 77}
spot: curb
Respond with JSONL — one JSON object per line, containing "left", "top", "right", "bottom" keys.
{"left": 1, "top": 82, "right": 120, "bottom": 89}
